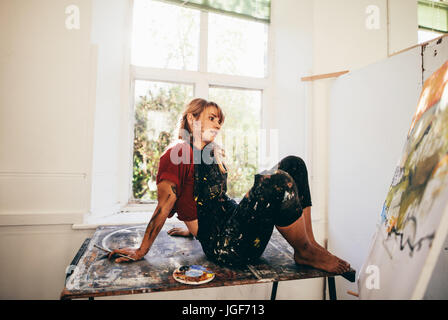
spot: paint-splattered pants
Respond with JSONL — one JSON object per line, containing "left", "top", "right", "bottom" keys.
{"left": 196, "top": 155, "right": 312, "bottom": 267}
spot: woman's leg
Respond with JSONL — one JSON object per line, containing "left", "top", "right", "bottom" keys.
{"left": 274, "top": 156, "right": 323, "bottom": 249}
{"left": 246, "top": 156, "right": 350, "bottom": 273}
{"left": 272, "top": 156, "right": 350, "bottom": 272}
{"left": 276, "top": 217, "right": 350, "bottom": 274}
{"left": 221, "top": 163, "right": 348, "bottom": 272}
{"left": 219, "top": 168, "right": 301, "bottom": 265}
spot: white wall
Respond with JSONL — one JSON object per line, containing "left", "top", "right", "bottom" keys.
{"left": 389, "top": 0, "right": 418, "bottom": 55}
{"left": 327, "top": 47, "right": 423, "bottom": 300}
{"left": 0, "top": 0, "right": 94, "bottom": 225}
{"left": 269, "top": 0, "right": 313, "bottom": 160}
{"left": 0, "top": 0, "right": 97, "bottom": 299}
{"left": 313, "top": 0, "right": 388, "bottom": 75}
{"left": 308, "top": 0, "right": 417, "bottom": 256}
{"left": 312, "top": 0, "right": 417, "bottom": 74}
{"left": 0, "top": 226, "right": 94, "bottom": 299}
{"left": 311, "top": 0, "right": 389, "bottom": 228}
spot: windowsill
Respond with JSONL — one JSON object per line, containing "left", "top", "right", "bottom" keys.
{"left": 73, "top": 206, "right": 326, "bottom": 230}
{"left": 121, "top": 202, "right": 158, "bottom": 212}
{"left": 72, "top": 211, "right": 154, "bottom": 230}
{"left": 72, "top": 210, "right": 190, "bottom": 231}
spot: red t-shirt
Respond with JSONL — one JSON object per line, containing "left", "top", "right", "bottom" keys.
{"left": 156, "top": 140, "right": 197, "bottom": 221}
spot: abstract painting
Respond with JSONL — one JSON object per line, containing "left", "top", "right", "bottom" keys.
{"left": 358, "top": 61, "right": 448, "bottom": 299}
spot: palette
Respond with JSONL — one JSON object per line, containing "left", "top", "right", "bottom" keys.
{"left": 172, "top": 265, "right": 215, "bottom": 285}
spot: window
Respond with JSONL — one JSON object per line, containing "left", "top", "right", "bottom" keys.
{"left": 208, "top": 87, "right": 261, "bottom": 199}
{"left": 131, "top": 0, "right": 200, "bottom": 70}
{"left": 128, "top": 0, "right": 270, "bottom": 205}
{"left": 208, "top": 13, "right": 268, "bottom": 77}
{"left": 132, "top": 80, "right": 194, "bottom": 202}
{"left": 418, "top": 0, "right": 448, "bottom": 43}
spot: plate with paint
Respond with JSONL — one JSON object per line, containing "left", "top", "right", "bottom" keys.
{"left": 172, "top": 265, "right": 215, "bottom": 285}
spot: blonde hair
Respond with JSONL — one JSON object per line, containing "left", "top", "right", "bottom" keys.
{"left": 178, "top": 98, "right": 227, "bottom": 174}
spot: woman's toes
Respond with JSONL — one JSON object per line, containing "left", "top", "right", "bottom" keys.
{"left": 335, "top": 260, "right": 345, "bottom": 272}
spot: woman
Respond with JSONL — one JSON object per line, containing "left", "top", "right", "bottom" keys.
{"left": 110, "top": 98, "right": 350, "bottom": 274}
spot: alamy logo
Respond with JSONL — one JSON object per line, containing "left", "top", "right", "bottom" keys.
{"left": 65, "top": 5, "right": 80, "bottom": 30}
{"left": 365, "top": 5, "right": 380, "bottom": 30}
{"left": 365, "top": 264, "right": 380, "bottom": 290}
{"left": 169, "top": 121, "right": 279, "bottom": 171}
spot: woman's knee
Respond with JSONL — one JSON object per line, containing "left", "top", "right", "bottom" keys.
{"left": 279, "top": 155, "right": 307, "bottom": 172}
{"left": 268, "top": 169, "right": 298, "bottom": 199}
{"left": 271, "top": 170, "right": 302, "bottom": 226}
{"left": 278, "top": 156, "right": 312, "bottom": 209}
{"left": 250, "top": 170, "right": 302, "bottom": 226}
{"left": 253, "top": 169, "right": 296, "bottom": 196}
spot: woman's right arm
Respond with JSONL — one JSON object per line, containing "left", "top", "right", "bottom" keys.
{"left": 138, "top": 179, "right": 177, "bottom": 254}
{"left": 109, "top": 179, "right": 177, "bottom": 263}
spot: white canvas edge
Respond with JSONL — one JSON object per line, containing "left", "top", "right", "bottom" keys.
{"left": 411, "top": 202, "right": 448, "bottom": 299}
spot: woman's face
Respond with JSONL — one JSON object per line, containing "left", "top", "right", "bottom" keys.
{"left": 190, "top": 106, "right": 222, "bottom": 145}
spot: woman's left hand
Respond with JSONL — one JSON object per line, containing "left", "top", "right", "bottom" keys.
{"left": 108, "top": 248, "right": 146, "bottom": 263}
{"left": 167, "top": 228, "right": 192, "bottom": 237}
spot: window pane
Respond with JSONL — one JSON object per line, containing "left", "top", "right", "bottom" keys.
{"left": 418, "top": 0, "right": 448, "bottom": 33}
{"left": 132, "top": 80, "right": 194, "bottom": 201}
{"left": 131, "top": 0, "right": 200, "bottom": 70}
{"left": 208, "top": 13, "right": 268, "bottom": 78}
{"left": 209, "top": 87, "right": 262, "bottom": 199}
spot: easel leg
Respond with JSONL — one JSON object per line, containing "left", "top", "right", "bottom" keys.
{"left": 270, "top": 281, "right": 278, "bottom": 300}
{"left": 328, "top": 277, "right": 337, "bottom": 300}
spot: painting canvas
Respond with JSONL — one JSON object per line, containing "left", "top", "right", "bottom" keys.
{"left": 358, "top": 61, "right": 448, "bottom": 299}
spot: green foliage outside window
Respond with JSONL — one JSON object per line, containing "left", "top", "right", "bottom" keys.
{"left": 132, "top": 83, "right": 261, "bottom": 202}
{"left": 132, "top": 83, "right": 190, "bottom": 201}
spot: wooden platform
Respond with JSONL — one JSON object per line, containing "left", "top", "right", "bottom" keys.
{"left": 61, "top": 222, "right": 355, "bottom": 300}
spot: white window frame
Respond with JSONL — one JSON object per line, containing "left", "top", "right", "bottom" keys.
{"left": 119, "top": 0, "right": 274, "bottom": 212}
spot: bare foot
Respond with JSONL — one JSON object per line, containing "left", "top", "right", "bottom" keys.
{"left": 307, "top": 238, "right": 350, "bottom": 271}
{"left": 310, "top": 241, "right": 348, "bottom": 266}
{"left": 294, "top": 246, "right": 350, "bottom": 274}
{"left": 309, "top": 239, "right": 327, "bottom": 253}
